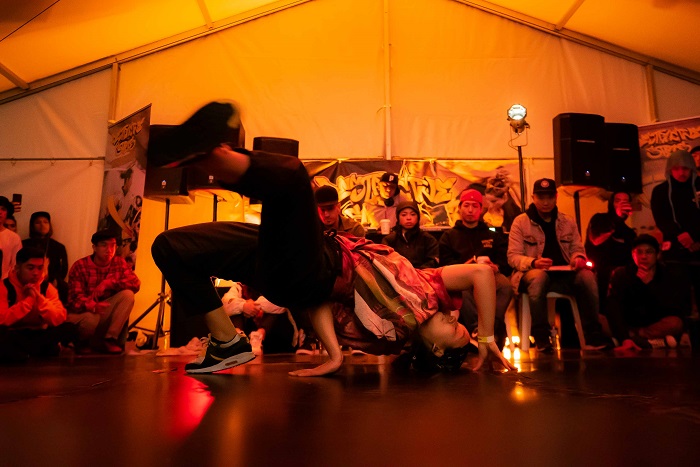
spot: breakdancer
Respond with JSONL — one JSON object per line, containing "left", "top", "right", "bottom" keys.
{"left": 149, "top": 101, "right": 515, "bottom": 376}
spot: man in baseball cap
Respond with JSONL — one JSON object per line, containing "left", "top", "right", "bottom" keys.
{"left": 314, "top": 185, "right": 365, "bottom": 238}
{"left": 507, "top": 177, "right": 612, "bottom": 352}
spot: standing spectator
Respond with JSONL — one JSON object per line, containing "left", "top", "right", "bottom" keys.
{"left": 439, "top": 189, "right": 512, "bottom": 349}
{"left": 22, "top": 212, "right": 69, "bottom": 305}
{"left": 3, "top": 215, "right": 18, "bottom": 233}
{"left": 585, "top": 192, "right": 636, "bottom": 314}
{"left": 315, "top": 186, "right": 365, "bottom": 237}
{"left": 66, "top": 230, "right": 140, "bottom": 354}
{"left": 364, "top": 172, "right": 408, "bottom": 229}
{"left": 690, "top": 145, "right": 700, "bottom": 176}
{"left": 0, "top": 196, "right": 22, "bottom": 280}
{"left": 383, "top": 201, "right": 439, "bottom": 269}
{"left": 607, "top": 235, "right": 689, "bottom": 350}
{"left": 508, "top": 179, "right": 612, "bottom": 352}
{"left": 0, "top": 247, "right": 73, "bottom": 363}
{"left": 650, "top": 149, "right": 700, "bottom": 314}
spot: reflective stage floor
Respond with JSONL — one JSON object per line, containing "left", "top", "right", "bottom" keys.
{"left": 1, "top": 348, "right": 699, "bottom": 467}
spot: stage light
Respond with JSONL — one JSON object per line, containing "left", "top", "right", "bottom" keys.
{"left": 507, "top": 104, "right": 529, "bottom": 134}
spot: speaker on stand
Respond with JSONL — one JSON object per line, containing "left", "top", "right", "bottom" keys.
{"left": 604, "top": 122, "right": 642, "bottom": 194}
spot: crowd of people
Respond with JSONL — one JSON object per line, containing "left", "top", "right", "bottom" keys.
{"left": 1, "top": 101, "right": 698, "bottom": 375}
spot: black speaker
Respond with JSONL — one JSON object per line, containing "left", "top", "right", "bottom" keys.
{"left": 604, "top": 123, "right": 642, "bottom": 193}
{"left": 187, "top": 166, "right": 223, "bottom": 191}
{"left": 144, "top": 167, "right": 194, "bottom": 204}
{"left": 553, "top": 113, "right": 606, "bottom": 187}
{"left": 253, "top": 137, "right": 299, "bottom": 157}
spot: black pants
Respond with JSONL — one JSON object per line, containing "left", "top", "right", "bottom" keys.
{"left": 151, "top": 150, "right": 336, "bottom": 317}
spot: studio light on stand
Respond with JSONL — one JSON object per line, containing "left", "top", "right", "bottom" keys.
{"left": 508, "top": 104, "right": 530, "bottom": 212}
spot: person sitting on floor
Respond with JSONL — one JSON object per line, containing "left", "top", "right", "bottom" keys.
{"left": 146, "top": 100, "right": 514, "bottom": 376}
{"left": 439, "top": 189, "right": 512, "bottom": 350}
{"left": 607, "top": 234, "right": 690, "bottom": 350}
{"left": 508, "top": 178, "right": 613, "bottom": 352}
{"left": 221, "top": 282, "right": 298, "bottom": 355}
{"left": 315, "top": 185, "right": 365, "bottom": 237}
{"left": 22, "top": 211, "right": 70, "bottom": 306}
{"left": 66, "top": 230, "right": 140, "bottom": 354}
{"left": 0, "top": 247, "right": 75, "bottom": 363}
{"left": 382, "top": 200, "right": 438, "bottom": 269}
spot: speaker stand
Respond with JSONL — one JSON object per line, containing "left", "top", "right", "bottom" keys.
{"left": 128, "top": 198, "right": 171, "bottom": 349}
{"left": 573, "top": 190, "right": 583, "bottom": 237}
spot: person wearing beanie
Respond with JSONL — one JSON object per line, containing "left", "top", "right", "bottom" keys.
{"left": 0, "top": 196, "right": 21, "bottom": 280}
{"left": 314, "top": 185, "right": 365, "bottom": 238}
{"left": 584, "top": 192, "right": 636, "bottom": 316}
{"left": 22, "top": 211, "right": 70, "bottom": 305}
{"left": 606, "top": 234, "right": 690, "bottom": 351}
{"left": 363, "top": 172, "right": 409, "bottom": 230}
{"left": 508, "top": 178, "right": 613, "bottom": 352}
{"left": 650, "top": 149, "right": 700, "bottom": 311}
{"left": 690, "top": 145, "right": 700, "bottom": 175}
{"left": 382, "top": 201, "right": 438, "bottom": 269}
{"left": 439, "top": 189, "right": 512, "bottom": 349}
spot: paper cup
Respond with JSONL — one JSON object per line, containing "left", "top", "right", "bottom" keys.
{"left": 379, "top": 219, "right": 391, "bottom": 235}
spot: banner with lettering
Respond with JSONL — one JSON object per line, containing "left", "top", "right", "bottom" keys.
{"left": 635, "top": 116, "right": 700, "bottom": 236}
{"left": 98, "top": 104, "right": 151, "bottom": 268}
{"left": 304, "top": 159, "right": 522, "bottom": 232}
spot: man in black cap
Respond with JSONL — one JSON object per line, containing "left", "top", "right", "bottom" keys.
{"left": 363, "top": 172, "right": 407, "bottom": 229}
{"left": 508, "top": 178, "right": 612, "bottom": 352}
{"left": 0, "top": 196, "right": 22, "bottom": 280}
{"left": 315, "top": 185, "right": 365, "bottom": 237}
{"left": 606, "top": 234, "right": 690, "bottom": 350}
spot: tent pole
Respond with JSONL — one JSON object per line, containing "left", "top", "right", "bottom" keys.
{"left": 383, "top": 0, "right": 392, "bottom": 160}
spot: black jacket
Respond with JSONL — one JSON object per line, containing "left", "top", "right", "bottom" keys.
{"left": 438, "top": 220, "right": 511, "bottom": 275}
{"left": 382, "top": 227, "right": 439, "bottom": 269}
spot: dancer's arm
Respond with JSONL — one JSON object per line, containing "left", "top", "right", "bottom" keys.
{"left": 289, "top": 302, "right": 344, "bottom": 377}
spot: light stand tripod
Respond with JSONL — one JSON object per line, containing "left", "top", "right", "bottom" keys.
{"left": 128, "top": 198, "right": 170, "bottom": 349}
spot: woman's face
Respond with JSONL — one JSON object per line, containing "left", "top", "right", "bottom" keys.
{"left": 399, "top": 209, "right": 418, "bottom": 229}
{"left": 33, "top": 216, "right": 51, "bottom": 237}
{"left": 419, "top": 312, "right": 470, "bottom": 356}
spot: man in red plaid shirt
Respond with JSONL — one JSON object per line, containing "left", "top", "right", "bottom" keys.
{"left": 66, "top": 230, "right": 140, "bottom": 354}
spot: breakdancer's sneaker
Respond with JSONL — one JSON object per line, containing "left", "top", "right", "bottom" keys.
{"left": 185, "top": 333, "right": 255, "bottom": 374}
{"left": 147, "top": 100, "right": 242, "bottom": 168}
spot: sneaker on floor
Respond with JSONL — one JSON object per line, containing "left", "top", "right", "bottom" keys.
{"left": 630, "top": 335, "right": 652, "bottom": 350}
{"left": 665, "top": 335, "right": 678, "bottom": 349}
{"left": 185, "top": 334, "right": 255, "bottom": 374}
{"left": 147, "top": 101, "right": 241, "bottom": 168}
{"left": 535, "top": 340, "right": 554, "bottom": 354}
{"left": 584, "top": 332, "right": 614, "bottom": 350}
{"left": 295, "top": 336, "right": 319, "bottom": 355}
{"left": 249, "top": 330, "right": 264, "bottom": 356}
{"left": 647, "top": 338, "right": 666, "bottom": 349}
{"left": 350, "top": 348, "right": 368, "bottom": 356}
{"left": 102, "top": 338, "right": 124, "bottom": 355}
{"left": 679, "top": 333, "right": 691, "bottom": 347}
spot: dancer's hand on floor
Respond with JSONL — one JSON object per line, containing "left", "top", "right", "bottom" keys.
{"left": 473, "top": 341, "right": 516, "bottom": 372}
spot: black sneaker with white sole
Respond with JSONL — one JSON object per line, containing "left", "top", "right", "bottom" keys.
{"left": 185, "top": 335, "right": 255, "bottom": 374}
{"left": 148, "top": 101, "right": 242, "bottom": 168}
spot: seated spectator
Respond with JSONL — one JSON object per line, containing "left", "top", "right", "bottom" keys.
{"left": 0, "top": 196, "right": 22, "bottom": 280}
{"left": 508, "top": 179, "right": 612, "bottom": 352}
{"left": 3, "top": 215, "right": 18, "bottom": 233}
{"left": 607, "top": 234, "right": 689, "bottom": 350}
{"left": 0, "top": 247, "right": 74, "bottom": 363}
{"left": 315, "top": 186, "right": 365, "bottom": 237}
{"left": 585, "top": 192, "right": 636, "bottom": 314}
{"left": 221, "top": 282, "right": 298, "bottom": 355}
{"left": 22, "top": 212, "right": 69, "bottom": 305}
{"left": 382, "top": 201, "right": 438, "bottom": 269}
{"left": 650, "top": 149, "right": 700, "bottom": 315}
{"left": 66, "top": 230, "right": 140, "bottom": 354}
{"left": 439, "top": 189, "right": 512, "bottom": 349}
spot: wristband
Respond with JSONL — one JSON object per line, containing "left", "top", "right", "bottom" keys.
{"left": 477, "top": 335, "right": 495, "bottom": 344}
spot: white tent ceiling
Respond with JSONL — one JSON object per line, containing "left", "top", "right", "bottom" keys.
{"left": 1, "top": 0, "right": 699, "bottom": 104}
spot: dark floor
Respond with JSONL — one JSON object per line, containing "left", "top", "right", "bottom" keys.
{"left": 1, "top": 348, "right": 699, "bottom": 467}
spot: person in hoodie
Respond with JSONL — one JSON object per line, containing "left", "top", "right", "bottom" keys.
{"left": 585, "top": 192, "right": 636, "bottom": 315}
{"left": 438, "top": 189, "right": 512, "bottom": 349}
{"left": 382, "top": 201, "right": 438, "bottom": 269}
{"left": 650, "top": 149, "right": 700, "bottom": 314}
{"left": 508, "top": 179, "right": 613, "bottom": 352}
